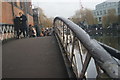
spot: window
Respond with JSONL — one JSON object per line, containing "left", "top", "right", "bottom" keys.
{"left": 100, "top": 11, "right": 102, "bottom": 15}
{"left": 97, "top": 11, "right": 99, "bottom": 15}
{"left": 106, "top": 3, "right": 107, "bottom": 7}
{"left": 14, "top": 2, "right": 17, "bottom": 6}
{"left": 109, "top": 3, "right": 111, "bottom": 7}
{"left": 118, "top": 8, "right": 120, "bottom": 14}
{"left": 104, "top": 10, "right": 106, "bottom": 14}
{"left": 94, "top": 12, "right": 96, "bottom": 16}
{"left": 99, "top": 17, "right": 102, "bottom": 22}
{"left": 20, "top": 2, "right": 23, "bottom": 9}
{"left": 103, "top": 5, "right": 104, "bottom": 8}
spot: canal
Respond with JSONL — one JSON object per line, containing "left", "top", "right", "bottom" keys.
{"left": 93, "top": 36, "right": 120, "bottom": 51}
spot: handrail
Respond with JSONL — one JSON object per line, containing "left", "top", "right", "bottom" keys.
{"left": 53, "top": 17, "right": 120, "bottom": 79}
{"left": 0, "top": 24, "right": 14, "bottom": 41}
{"left": 98, "top": 41, "right": 120, "bottom": 60}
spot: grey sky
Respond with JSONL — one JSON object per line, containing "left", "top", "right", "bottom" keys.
{"left": 32, "top": 0, "right": 106, "bottom": 18}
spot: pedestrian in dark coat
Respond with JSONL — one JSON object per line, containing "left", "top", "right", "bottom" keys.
{"left": 19, "top": 12, "right": 28, "bottom": 37}
{"left": 14, "top": 16, "right": 20, "bottom": 39}
{"left": 34, "top": 25, "right": 40, "bottom": 37}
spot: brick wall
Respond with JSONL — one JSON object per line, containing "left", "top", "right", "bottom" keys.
{"left": 2, "top": 2, "right": 13, "bottom": 24}
{"left": 27, "top": 14, "right": 34, "bottom": 26}
{"left": 13, "top": 6, "right": 24, "bottom": 17}
{"left": 0, "top": 1, "right": 2, "bottom": 24}
{"left": 1, "top": 2, "right": 34, "bottom": 26}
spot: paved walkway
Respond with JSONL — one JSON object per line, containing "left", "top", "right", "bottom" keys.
{"left": 2, "top": 36, "right": 68, "bottom": 78}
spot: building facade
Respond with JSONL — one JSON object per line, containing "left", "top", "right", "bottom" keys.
{"left": 118, "top": 1, "right": 120, "bottom": 15}
{"left": 93, "top": 1, "right": 120, "bottom": 24}
{"left": 1, "top": 0, "right": 34, "bottom": 25}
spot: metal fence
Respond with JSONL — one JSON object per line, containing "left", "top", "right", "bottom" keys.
{"left": 0, "top": 24, "right": 14, "bottom": 41}
{"left": 53, "top": 17, "right": 120, "bottom": 79}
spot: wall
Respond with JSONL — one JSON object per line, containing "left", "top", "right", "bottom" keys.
{"left": 2, "top": 2, "right": 13, "bottom": 24}
{"left": 0, "top": 1, "right": 2, "bottom": 24}
{"left": 1, "top": 2, "right": 34, "bottom": 25}
{"left": 27, "top": 14, "right": 34, "bottom": 26}
{"left": 13, "top": 6, "right": 24, "bottom": 16}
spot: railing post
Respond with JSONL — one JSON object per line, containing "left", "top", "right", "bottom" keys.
{"left": 65, "top": 26, "right": 69, "bottom": 51}
{"left": 71, "top": 35, "right": 76, "bottom": 62}
{"left": 79, "top": 53, "right": 91, "bottom": 78}
{"left": 2, "top": 25, "right": 5, "bottom": 40}
{"left": 63, "top": 23, "right": 65, "bottom": 44}
{"left": 71, "top": 35, "right": 79, "bottom": 76}
{"left": 94, "top": 61, "right": 102, "bottom": 76}
{"left": 78, "top": 40, "right": 84, "bottom": 67}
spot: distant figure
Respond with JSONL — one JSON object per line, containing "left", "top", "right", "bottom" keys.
{"left": 28, "top": 24, "right": 36, "bottom": 37}
{"left": 34, "top": 25, "right": 40, "bottom": 37}
{"left": 13, "top": 15, "right": 20, "bottom": 39}
{"left": 44, "top": 28, "right": 49, "bottom": 36}
{"left": 41, "top": 28, "right": 45, "bottom": 37}
{"left": 49, "top": 27, "right": 54, "bottom": 36}
{"left": 19, "top": 12, "right": 28, "bottom": 37}
{"left": 44, "top": 27, "right": 53, "bottom": 36}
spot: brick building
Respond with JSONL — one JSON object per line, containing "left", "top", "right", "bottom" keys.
{"left": 0, "top": 0, "right": 34, "bottom": 25}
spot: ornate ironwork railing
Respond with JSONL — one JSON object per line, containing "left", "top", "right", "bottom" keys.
{"left": 53, "top": 17, "right": 120, "bottom": 79}
{"left": 0, "top": 24, "right": 14, "bottom": 41}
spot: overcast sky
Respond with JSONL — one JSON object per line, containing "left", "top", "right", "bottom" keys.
{"left": 32, "top": 0, "right": 107, "bottom": 18}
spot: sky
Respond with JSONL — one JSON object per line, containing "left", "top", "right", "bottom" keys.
{"left": 32, "top": 0, "right": 107, "bottom": 18}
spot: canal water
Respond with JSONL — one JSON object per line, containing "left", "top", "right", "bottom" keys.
{"left": 93, "top": 36, "right": 120, "bottom": 51}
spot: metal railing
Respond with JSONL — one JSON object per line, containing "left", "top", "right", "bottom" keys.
{"left": 0, "top": 24, "right": 14, "bottom": 41}
{"left": 53, "top": 17, "right": 120, "bottom": 79}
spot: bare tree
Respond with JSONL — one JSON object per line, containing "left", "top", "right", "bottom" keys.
{"left": 71, "top": 8, "right": 98, "bottom": 25}
{"left": 102, "top": 9, "right": 118, "bottom": 28}
{"left": 38, "top": 7, "right": 52, "bottom": 28}
{"left": 102, "top": 16, "right": 108, "bottom": 28}
{"left": 85, "top": 9, "right": 97, "bottom": 25}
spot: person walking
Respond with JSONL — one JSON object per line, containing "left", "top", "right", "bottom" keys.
{"left": 19, "top": 12, "right": 28, "bottom": 37}
{"left": 13, "top": 15, "right": 21, "bottom": 39}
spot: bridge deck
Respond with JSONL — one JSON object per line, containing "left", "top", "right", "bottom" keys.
{"left": 3, "top": 36, "right": 68, "bottom": 78}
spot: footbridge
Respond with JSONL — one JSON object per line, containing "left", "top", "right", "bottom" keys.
{"left": 0, "top": 17, "right": 120, "bottom": 79}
